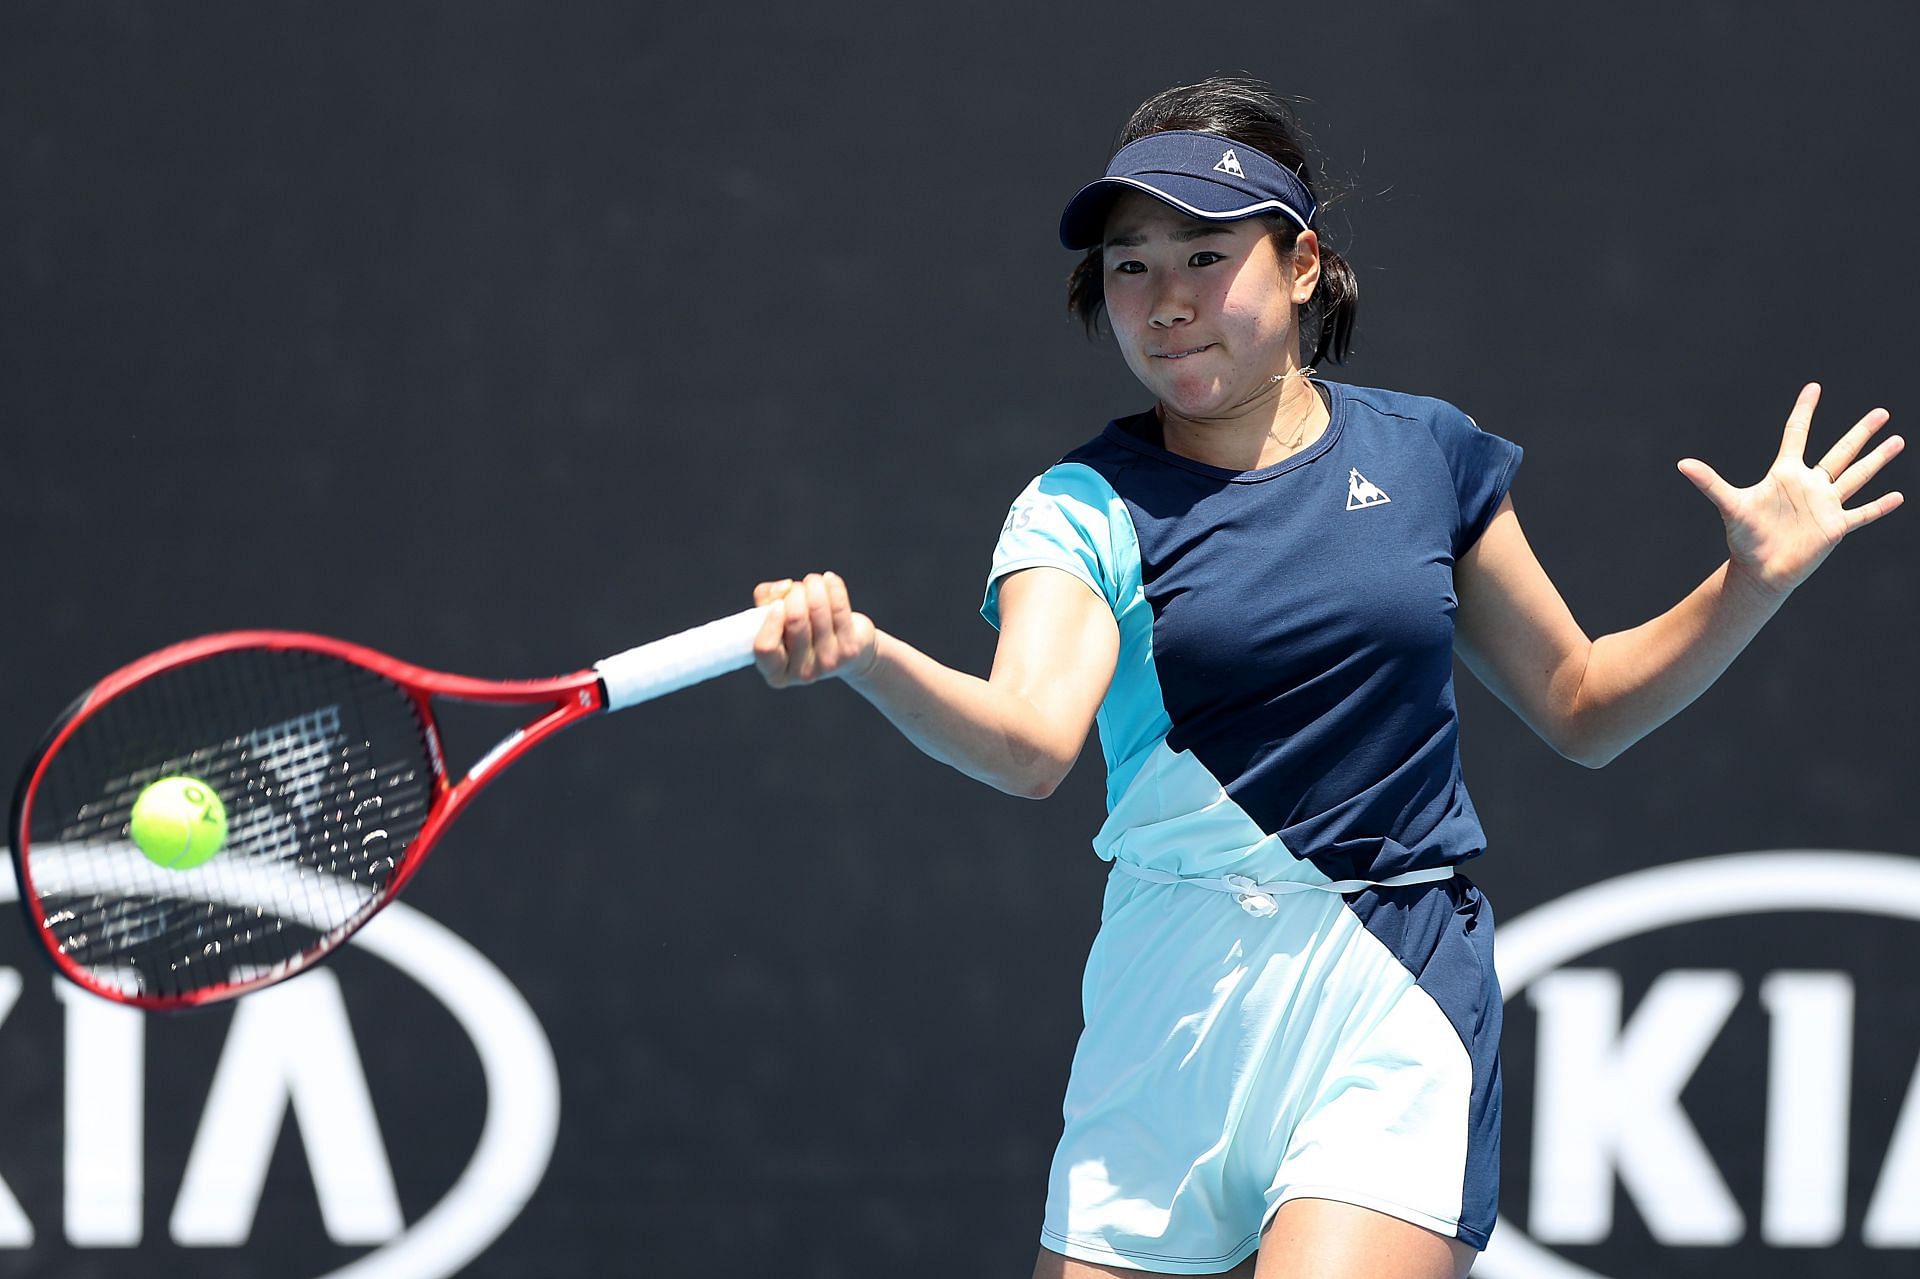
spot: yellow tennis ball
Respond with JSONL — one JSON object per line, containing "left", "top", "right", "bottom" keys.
{"left": 128, "top": 775, "right": 228, "bottom": 869}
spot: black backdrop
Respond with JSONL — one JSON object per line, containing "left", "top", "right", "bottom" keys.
{"left": 4, "top": 3, "right": 1916, "bottom": 1277}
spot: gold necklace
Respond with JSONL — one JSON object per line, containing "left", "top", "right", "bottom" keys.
{"left": 1153, "top": 366, "right": 1320, "bottom": 451}
{"left": 1266, "top": 367, "right": 1319, "bottom": 450}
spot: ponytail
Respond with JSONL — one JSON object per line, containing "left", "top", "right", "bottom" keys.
{"left": 1306, "top": 242, "right": 1358, "bottom": 367}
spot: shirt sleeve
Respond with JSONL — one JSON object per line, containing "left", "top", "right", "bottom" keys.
{"left": 980, "top": 462, "right": 1122, "bottom": 629}
{"left": 1429, "top": 403, "right": 1523, "bottom": 557}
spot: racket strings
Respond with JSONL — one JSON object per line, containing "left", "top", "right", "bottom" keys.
{"left": 51, "top": 747, "right": 433, "bottom": 970}
{"left": 23, "top": 647, "right": 438, "bottom": 1000}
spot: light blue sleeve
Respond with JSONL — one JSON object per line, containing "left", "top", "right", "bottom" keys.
{"left": 980, "top": 462, "right": 1123, "bottom": 629}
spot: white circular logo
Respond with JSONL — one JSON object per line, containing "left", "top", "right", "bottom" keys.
{"left": 0, "top": 877, "right": 560, "bottom": 1279}
{"left": 1478, "top": 850, "right": 1920, "bottom": 1278}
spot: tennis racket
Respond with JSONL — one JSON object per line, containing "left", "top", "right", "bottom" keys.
{"left": 9, "top": 607, "right": 770, "bottom": 1010}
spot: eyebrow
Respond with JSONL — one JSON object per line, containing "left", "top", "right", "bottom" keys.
{"left": 1103, "top": 224, "right": 1236, "bottom": 249}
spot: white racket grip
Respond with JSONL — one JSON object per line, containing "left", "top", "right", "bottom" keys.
{"left": 594, "top": 605, "right": 772, "bottom": 711}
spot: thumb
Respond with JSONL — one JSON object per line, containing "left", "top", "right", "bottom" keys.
{"left": 752, "top": 597, "right": 789, "bottom": 675}
{"left": 1677, "top": 457, "right": 1735, "bottom": 512}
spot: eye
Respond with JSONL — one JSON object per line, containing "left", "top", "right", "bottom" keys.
{"left": 1189, "top": 251, "right": 1225, "bottom": 267}
{"left": 1110, "top": 259, "right": 1145, "bottom": 275}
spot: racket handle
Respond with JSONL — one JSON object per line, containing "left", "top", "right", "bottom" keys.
{"left": 594, "top": 606, "right": 771, "bottom": 711}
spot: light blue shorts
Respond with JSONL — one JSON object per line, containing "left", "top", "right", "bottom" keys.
{"left": 1040, "top": 863, "right": 1501, "bottom": 1273}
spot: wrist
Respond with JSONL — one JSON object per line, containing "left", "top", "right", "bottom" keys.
{"left": 1724, "top": 559, "right": 1795, "bottom": 612}
{"left": 842, "top": 629, "right": 885, "bottom": 690}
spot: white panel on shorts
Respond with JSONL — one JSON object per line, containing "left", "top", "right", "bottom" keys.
{"left": 1041, "top": 869, "right": 1474, "bottom": 1273}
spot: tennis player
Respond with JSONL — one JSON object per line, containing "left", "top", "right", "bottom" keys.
{"left": 752, "top": 77, "right": 1902, "bottom": 1279}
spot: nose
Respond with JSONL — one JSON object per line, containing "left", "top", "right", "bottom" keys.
{"left": 1148, "top": 276, "right": 1193, "bottom": 330}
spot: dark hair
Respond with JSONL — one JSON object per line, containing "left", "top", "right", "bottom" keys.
{"left": 1066, "top": 77, "right": 1358, "bottom": 366}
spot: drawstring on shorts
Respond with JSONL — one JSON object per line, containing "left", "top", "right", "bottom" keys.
{"left": 1112, "top": 860, "right": 1457, "bottom": 917}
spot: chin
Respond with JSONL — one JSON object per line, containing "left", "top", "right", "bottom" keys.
{"left": 1160, "top": 384, "right": 1237, "bottom": 419}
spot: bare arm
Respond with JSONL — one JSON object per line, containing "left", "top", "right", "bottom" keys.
{"left": 1455, "top": 384, "right": 1902, "bottom": 768}
{"left": 1455, "top": 498, "right": 1792, "bottom": 766}
{"left": 752, "top": 568, "right": 1117, "bottom": 798}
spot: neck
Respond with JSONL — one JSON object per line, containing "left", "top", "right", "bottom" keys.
{"left": 1157, "top": 370, "right": 1327, "bottom": 470}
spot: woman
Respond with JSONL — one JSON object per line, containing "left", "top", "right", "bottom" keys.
{"left": 751, "top": 78, "right": 1902, "bottom": 1279}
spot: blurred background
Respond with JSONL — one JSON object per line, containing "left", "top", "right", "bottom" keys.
{"left": 3, "top": 2, "right": 1915, "bottom": 1276}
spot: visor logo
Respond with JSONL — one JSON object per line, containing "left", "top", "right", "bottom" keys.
{"left": 1213, "top": 149, "right": 1245, "bottom": 178}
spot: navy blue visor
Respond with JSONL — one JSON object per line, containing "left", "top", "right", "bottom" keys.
{"left": 1058, "top": 130, "right": 1318, "bottom": 251}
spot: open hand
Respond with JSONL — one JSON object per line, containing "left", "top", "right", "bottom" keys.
{"left": 751, "top": 572, "right": 879, "bottom": 687}
{"left": 1677, "top": 383, "right": 1903, "bottom": 598}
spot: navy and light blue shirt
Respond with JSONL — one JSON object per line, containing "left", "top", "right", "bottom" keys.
{"left": 984, "top": 380, "right": 1522, "bottom": 886}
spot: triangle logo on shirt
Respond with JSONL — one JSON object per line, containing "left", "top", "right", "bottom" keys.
{"left": 1346, "top": 468, "right": 1391, "bottom": 510}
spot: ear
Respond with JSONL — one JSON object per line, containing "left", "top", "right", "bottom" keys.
{"left": 1288, "top": 229, "right": 1322, "bottom": 305}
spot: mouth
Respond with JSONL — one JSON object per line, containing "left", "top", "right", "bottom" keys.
{"left": 1151, "top": 344, "right": 1214, "bottom": 361}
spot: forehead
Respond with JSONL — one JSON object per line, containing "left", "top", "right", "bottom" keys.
{"left": 1100, "top": 189, "right": 1261, "bottom": 248}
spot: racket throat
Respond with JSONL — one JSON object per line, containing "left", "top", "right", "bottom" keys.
{"left": 468, "top": 729, "right": 527, "bottom": 785}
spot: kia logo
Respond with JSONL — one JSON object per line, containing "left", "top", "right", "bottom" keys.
{"left": 1479, "top": 850, "right": 1920, "bottom": 1278}
{"left": 0, "top": 876, "right": 560, "bottom": 1278}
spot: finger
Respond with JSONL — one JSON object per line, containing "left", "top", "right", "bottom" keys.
{"left": 803, "top": 573, "right": 837, "bottom": 669}
{"left": 782, "top": 581, "right": 815, "bottom": 680}
{"left": 753, "top": 578, "right": 794, "bottom": 608}
{"left": 1677, "top": 457, "right": 1738, "bottom": 513}
{"left": 1844, "top": 488, "right": 1905, "bottom": 533}
{"left": 1814, "top": 409, "right": 1893, "bottom": 488}
{"left": 1775, "top": 382, "right": 1821, "bottom": 467}
{"left": 825, "top": 572, "right": 869, "bottom": 674}
{"left": 1832, "top": 432, "right": 1905, "bottom": 501}
{"left": 752, "top": 597, "right": 790, "bottom": 685}
{"left": 825, "top": 571, "right": 858, "bottom": 648}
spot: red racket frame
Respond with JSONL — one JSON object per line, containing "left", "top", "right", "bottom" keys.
{"left": 14, "top": 630, "right": 612, "bottom": 1009}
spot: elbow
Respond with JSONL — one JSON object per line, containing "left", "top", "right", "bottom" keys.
{"left": 1546, "top": 664, "right": 1620, "bottom": 768}
{"left": 994, "top": 745, "right": 1077, "bottom": 799}
{"left": 1551, "top": 719, "right": 1623, "bottom": 769}
{"left": 1561, "top": 742, "right": 1619, "bottom": 770}
{"left": 986, "top": 712, "right": 1089, "bottom": 799}
{"left": 1003, "top": 764, "right": 1068, "bottom": 800}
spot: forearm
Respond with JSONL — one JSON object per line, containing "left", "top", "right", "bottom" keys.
{"left": 1458, "top": 389, "right": 1900, "bottom": 768}
{"left": 843, "top": 630, "right": 1083, "bottom": 798}
{"left": 1567, "top": 561, "right": 1789, "bottom": 766}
